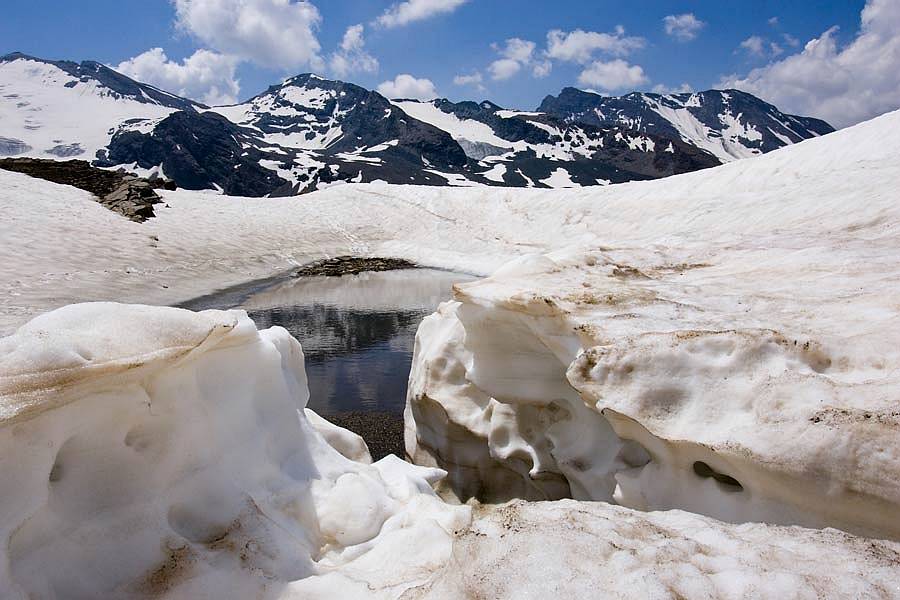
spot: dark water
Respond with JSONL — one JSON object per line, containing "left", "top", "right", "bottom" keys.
{"left": 183, "top": 268, "right": 474, "bottom": 416}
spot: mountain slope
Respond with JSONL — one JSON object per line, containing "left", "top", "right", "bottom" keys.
{"left": 392, "top": 98, "right": 720, "bottom": 186}
{"left": 0, "top": 52, "right": 835, "bottom": 196}
{"left": 0, "top": 53, "right": 200, "bottom": 163}
{"left": 538, "top": 87, "right": 834, "bottom": 162}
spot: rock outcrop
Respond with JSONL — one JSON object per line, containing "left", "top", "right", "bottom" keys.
{"left": 0, "top": 158, "right": 170, "bottom": 221}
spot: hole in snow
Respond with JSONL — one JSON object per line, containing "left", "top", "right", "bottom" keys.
{"left": 48, "top": 461, "right": 63, "bottom": 483}
{"left": 692, "top": 461, "right": 743, "bottom": 492}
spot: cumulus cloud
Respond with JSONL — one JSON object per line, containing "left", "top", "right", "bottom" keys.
{"left": 377, "top": 73, "right": 438, "bottom": 99}
{"left": 578, "top": 59, "right": 648, "bottom": 91}
{"left": 173, "top": 0, "right": 323, "bottom": 71}
{"left": 488, "top": 58, "right": 521, "bottom": 81}
{"left": 376, "top": 0, "right": 466, "bottom": 28}
{"left": 487, "top": 38, "right": 536, "bottom": 80}
{"left": 116, "top": 48, "right": 239, "bottom": 105}
{"left": 497, "top": 38, "right": 536, "bottom": 62}
{"left": 329, "top": 24, "right": 378, "bottom": 78}
{"left": 720, "top": 0, "right": 900, "bottom": 127}
{"left": 546, "top": 27, "right": 644, "bottom": 63}
{"left": 663, "top": 14, "right": 706, "bottom": 42}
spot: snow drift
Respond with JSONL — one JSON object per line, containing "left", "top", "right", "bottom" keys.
{"left": 0, "top": 303, "right": 468, "bottom": 598}
{"left": 2, "top": 303, "right": 898, "bottom": 599}
{"left": 405, "top": 108, "right": 900, "bottom": 540}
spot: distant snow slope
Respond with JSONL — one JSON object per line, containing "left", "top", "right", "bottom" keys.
{"left": 0, "top": 53, "right": 198, "bottom": 163}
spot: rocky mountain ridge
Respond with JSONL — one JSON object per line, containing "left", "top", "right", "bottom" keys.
{"left": 0, "top": 52, "right": 834, "bottom": 196}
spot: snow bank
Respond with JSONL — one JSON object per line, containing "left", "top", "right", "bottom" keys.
{"left": 406, "top": 109, "right": 900, "bottom": 540}
{"left": 1, "top": 302, "right": 898, "bottom": 599}
{"left": 0, "top": 303, "right": 468, "bottom": 598}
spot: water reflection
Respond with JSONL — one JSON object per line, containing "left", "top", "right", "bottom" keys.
{"left": 185, "top": 269, "right": 474, "bottom": 415}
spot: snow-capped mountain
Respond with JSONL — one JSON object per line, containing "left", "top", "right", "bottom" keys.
{"left": 0, "top": 52, "right": 200, "bottom": 163}
{"left": 0, "top": 52, "right": 834, "bottom": 196}
{"left": 538, "top": 87, "right": 835, "bottom": 162}
{"left": 391, "top": 98, "right": 719, "bottom": 186}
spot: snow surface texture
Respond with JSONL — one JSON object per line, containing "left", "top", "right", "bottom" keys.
{"left": 406, "top": 110, "right": 900, "bottom": 540}
{"left": 1, "top": 109, "right": 896, "bottom": 335}
{"left": 1, "top": 110, "right": 900, "bottom": 596}
{"left": 0, "top": 303, "right": 468, "bottom": 598}
{"left": 2, "top": 305, "right": 899, "bottom": 598}
{"left": 0, "top": 303, "right": 900, "bottom": 599}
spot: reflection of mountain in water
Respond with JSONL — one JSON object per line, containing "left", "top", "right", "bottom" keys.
{"left": 247, "top": 305, "right": 424, "bottom": 363}
{"left": 246, "top": 305, "right": 427, "bottom": 414}
{"left": 181, "top": 268, "right": 474, "bottom": 415}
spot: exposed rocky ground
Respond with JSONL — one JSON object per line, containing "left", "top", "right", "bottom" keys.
{"left": 322, "top": 411, "right": 405, "bottom": 461}
{"left": 0, "top": 158, "right": 172, "bottom": 222}
{"left": 293, "top": 256, "right": 418, "bottom": 277}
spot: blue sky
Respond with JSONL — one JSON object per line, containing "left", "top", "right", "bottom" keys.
{"left": 3, "top": 0, "right": 895, "bottom": 126}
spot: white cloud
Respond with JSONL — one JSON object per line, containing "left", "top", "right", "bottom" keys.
{"left": 546, "top": 27, "right": 644, "bottom": 63}
{"left": 768, "top": 16, "right": 780, "bottom": 27}
{"left": 578, "top": 59, "right": 648, "bottom": 91}
{"left": 488, "top": 58, "right": 521, "bottom": 81}
{"left": 652, "top": 82, "right": 694, "bottom": 94}
{"left": 376, "top": 0, "right": 466, "bottom": 28}
{"left": 486, "top": 38, "right": 537, "bottom": 81}
{"left": 532, "top": 60, "right": 552, "bottom": 78}
{"left": 783, "top": 33, "right": 801, "bottom": 47}
{"left": 329, "top": 24, "right": 378, "bottom": 78}
{"left": 719, "top": 0, "right": 900, "bottom": 128}
{"left": 497, "top": 38, "right": 536, "bottom": 62}
{"left": 173, "top": 0, "right": 322, "bottom": 71}
{"left": 454, "top": 71, "right": 485, "bottom": 93}
{"left": 377, "top": 73, "right": 438, "bottom": 99}
{"left": 770, "top": 41, "right": 784, "bottom": 57}
{"left": 116, "top": 48, "right": 239, "bottom": 105}
{"left": 739, "top": 35, "right": 766, "bottom": 56}
{"left": 663, "top": 14, "right": 706, "bottom": 42}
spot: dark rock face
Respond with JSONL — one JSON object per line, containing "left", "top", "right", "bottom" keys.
{"left": 538, "top": 88, "right": 835, "bottom": 158}
{"left": 221, "top": 74, "right": 469, "bottom": 193}
{"left": 0, "top": 157, "right": 168, "bottom": 222}
{"left": 101, "top": 111, "right": 289, "bottom": 197}
{"left": 411, "top": 98, "right": 720, "bottom": 185}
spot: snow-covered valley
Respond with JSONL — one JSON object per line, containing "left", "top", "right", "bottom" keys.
{"left": 1, "top": 98, "right": 899, "bottom": 597}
